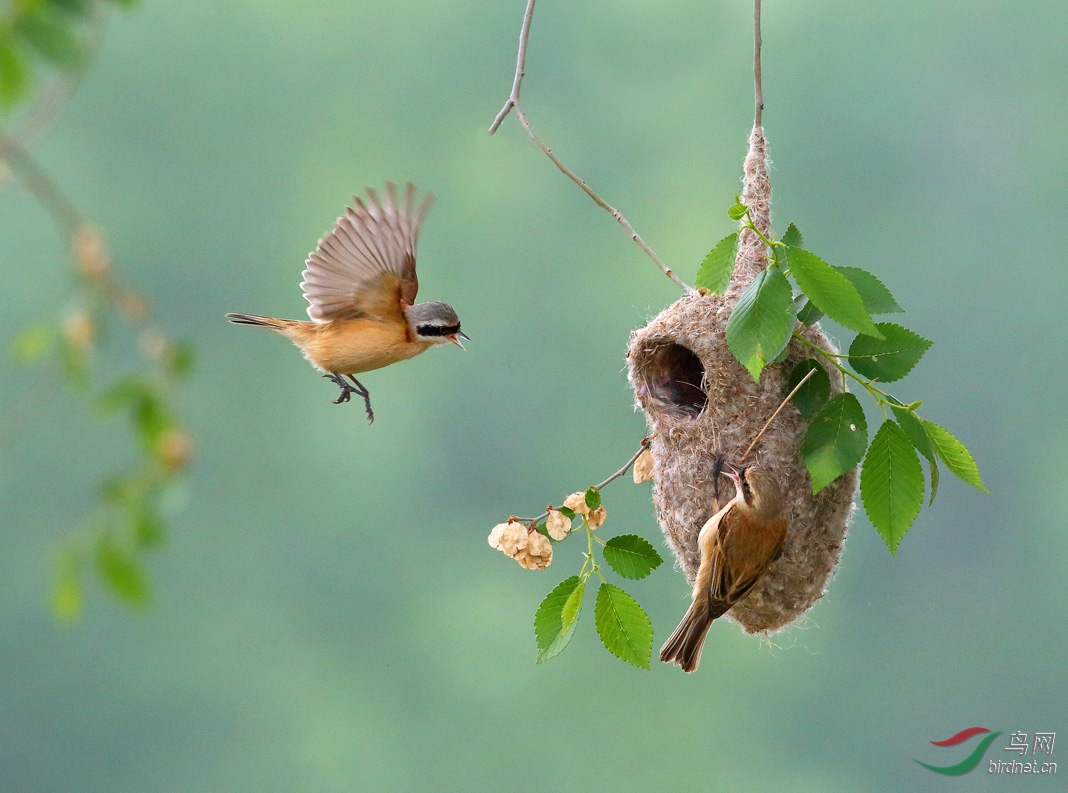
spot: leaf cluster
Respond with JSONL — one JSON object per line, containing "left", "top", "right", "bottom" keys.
{"left": 533, "top": 487, "right": 665, "bottom": 669}
{"left": 696, "top": 203, "right": 986, "bottom": 553}
{"left": 14, "top": 316, "right": 193, "bottom": 617}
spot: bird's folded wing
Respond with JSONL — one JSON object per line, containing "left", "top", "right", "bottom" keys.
{"left": 300, "top": 182, "right": 433, "bottom": 323}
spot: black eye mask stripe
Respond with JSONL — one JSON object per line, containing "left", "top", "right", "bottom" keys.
{"left": 416, "top": 323, "right": 461, "bottom": 337}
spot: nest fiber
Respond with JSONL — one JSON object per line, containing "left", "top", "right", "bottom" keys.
{"left": 625, "top": 127, "right": 856, "bottom": 633}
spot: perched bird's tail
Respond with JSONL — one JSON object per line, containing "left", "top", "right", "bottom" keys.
{"left": 225, "top": 313, "right": 286, "bottom": 329}
{"left": 659, "top": 598, "right": 714, "bottom": 673}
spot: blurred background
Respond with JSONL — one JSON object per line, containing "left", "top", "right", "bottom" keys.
{"left": 1, "top": 0, "right": 1065, "bottom": 790}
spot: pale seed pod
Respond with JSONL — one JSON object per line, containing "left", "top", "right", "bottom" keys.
{"left": 587, "top": 505, "right": 607, "bottom": 529}
{"left": 62, "top": 309, "right": 95, "bottom": 351}
{"left": 562, "top": 492, "right": 590, "bottom": 517}
{"left": 71, "top": 224, "right": 109, "bottom": 280}
{"left": 632, "top": 448, "right": 654, "bottom": 483}
{"left": 488, "top": 520, "right": 528, "bottom": 557}
{"left": 545, "top": 509, "right": 572, "bottom": 541}
{"left": 156, "top": 428, "right": 192, "bottom": 473}
{"left": 515, "top": 531, "right": 552, "bottom": 570}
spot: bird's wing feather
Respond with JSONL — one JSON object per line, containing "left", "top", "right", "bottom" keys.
{"left": 300, "top": 183, "right": 434, "bottom": 323}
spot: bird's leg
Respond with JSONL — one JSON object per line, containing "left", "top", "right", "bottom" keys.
{"left": 345, "top": 375, "right": 374, "bottom": 424}
{"left": 323, "top": 373, "right": 355, "bottom": 404}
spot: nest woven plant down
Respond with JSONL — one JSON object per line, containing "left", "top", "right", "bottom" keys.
{"left": 626, "top": 127, "right": 856, "bottom": 634}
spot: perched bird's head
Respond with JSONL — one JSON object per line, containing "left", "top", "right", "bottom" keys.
{"left": 733, "top": 466, "right": 784, "bottom": 518}
{"left": 407, "top": 301, "right": 469, "bottom": 348}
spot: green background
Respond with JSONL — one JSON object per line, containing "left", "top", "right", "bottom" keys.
{"left": 2, "top": 0, "right": 1066, "bottom": 790}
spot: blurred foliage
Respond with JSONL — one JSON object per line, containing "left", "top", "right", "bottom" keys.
{"left": 2, "top": 0, "right": 190, "bottom": 615}
{"left": 0, "top": 0, "right": 136, "bottom": 110}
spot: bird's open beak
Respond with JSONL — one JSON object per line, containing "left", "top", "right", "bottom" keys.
{"left": 448, "top": 330, "right": 470, "bottom": 350}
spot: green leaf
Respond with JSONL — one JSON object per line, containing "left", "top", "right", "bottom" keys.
{"left": 861, "top": 420, "right": 924, "bottom": 554}
{"left": 781, "top": 222, "right": 803, "bottom": 249}
{"left": 922, "top": 421, "right": 988, "bottom": 492}
{"left": 165, "top": 341, "right": 195, "bottom": 380}
{"left": 0, "top": 35, "right": 29, "bottom": 106}
{"left": 15, "top": 10, "right": 85, "bottom": 68}
{"left": 95, "top": 535, "right": 149, "bottom": 606}
{"left": 535, "top": 576, "right": 585, "bottom": 663}
{"left": 725, "top": 266, "right": 795, "bottom": 382}
{"left": 785, "top": 359, "right": 831, "bottom": 419}
{"left": 802, "top": 392, "right": 868, "bottom": 492}
{"left": 53, "top": 548, "right": 81, "bottom": 620}
{"left": 594, "top": 583, "right": 653, "bottom": 669}
{"left": 835, "top": 266, "right": 903, "bottom": 314}
{"left": 728, "top": 201, "right": 747, "bottom": 221}
{"left": 584, "top": 486, "right": 601, "bottom": 511}
{"left": 602, "top": 534, "right": 664, "bottom": 580}
{"left": 12, "top": 324, "right": 55, "bottom": 363}
{"left": 133, "top": 506, "right": 163, "bottom": 548}
{"left": 785, "top": 246, "right": 882, "bottom": 338}
{"left": 889, "top": 399, "right": 940, "bottom": 504}
{"left": 557, "top": 506, "right": 576, "bottom": 520}
{"left": 796, "top": 300, "right": 823, "bottom": 326}
{"left": 848, "top": 323, "right": 932, "bottom": 382}
{"left": 695, "top": 232, "right": 737, "bottom": 295}
{"left": 47, "top": 0, "right": 94, "bottom": 17}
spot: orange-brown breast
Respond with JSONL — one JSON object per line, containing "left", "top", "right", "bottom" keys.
{"left": 281, "top": 316, "right": 432, "bottom": 374}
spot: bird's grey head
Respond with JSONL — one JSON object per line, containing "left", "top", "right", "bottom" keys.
{"left": 407, "top": 301, "right": 468, "bottom": 347}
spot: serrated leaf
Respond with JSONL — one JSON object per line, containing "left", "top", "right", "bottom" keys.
{"left": 725, "top": 266, "right": 795, "bottom": 382}
{"left": 585, "top": 486, "right": 601, "bottom": 511}
{"left": 861, "top": 420, "right": 924, "bottom": 554}
{"left": 889, "top": 399, "right": 940, "bottom": 504}
{"left": 53, "top": 548, "right": 81, "bottom": 620}
{"left": 781, "top": 222, "right": 803, "bottom": 248}
{"left": 12, "top": 324, "right": 55, "bottom": 363}
{"left": 695, "top": 232, "right": 737, "bottom": 295}
{"left": 835, "top": 266, "right": 903, "bottom": 314}
{"left": 796, "top": 300, "right": 824, "bottom": 326}
{"left": 15, "top": 11, "right": 85, "bottom": 68}
{"left": 922, "top": 421, "right": 988, "bottom": 493}
{"left": 802, "top": 392, "right": 868, "bottom": 492}
{"left": 848, "top": 323, "right": 932, "bottom": 382}
{"left": 535, "top": 576, "right": 585, "bottom": 663}
{"left": 785, "top": 360, "right": 831, "bottom": 419}
{"left": 96, "top": 535, "right": 149, "bottom": 606}
{"left": 557, "top": 506, "right": 576, "bottom": 520}
{"left": 602, "top": 534, "right": 663, "bottom": 580}
{"left": 594, "top": 583, "right": 653, "bottom": 669}
{"left": 786, "top": 246, "right": 882, "bottom": 338}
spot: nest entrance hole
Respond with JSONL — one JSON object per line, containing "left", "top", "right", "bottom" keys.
{"left": 634, "top": 342, "right": 708, "bottom": 419}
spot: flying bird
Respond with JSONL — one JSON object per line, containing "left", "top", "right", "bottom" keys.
{"left": 660, "top": 466, "right": 787, "bottom": 673}
{"left": 226, "top": 183, "right": 467, "bottom": 422}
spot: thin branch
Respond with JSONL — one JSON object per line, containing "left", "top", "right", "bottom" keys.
{"left": 513, "top": 436, "right": 653, "bottom": 525}
{"left": 487, "top": 0, "right": 690, "bottom": 292}
{"left": 738, "top": 365, "right": 815, "bottom": 464}
{"left": 489, "top": 0, "right": 536, "bottom": 134}
{"left": 0, "top": 133, "right": 82, "bottom": 235}
{"left": 753, "top": 0, "right": 763, "bottom": 128}
{"left": 513, "top": 107, "right": 690, "bottom": 291}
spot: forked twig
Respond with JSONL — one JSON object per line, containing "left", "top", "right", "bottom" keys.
{"left": 488, "top": 0, "right": 690, "bottom": 292}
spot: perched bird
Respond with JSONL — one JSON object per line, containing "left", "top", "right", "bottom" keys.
{"left": 660, "top": 466, "right": 787, "bottom": 673}
{"left": 226, "top": 183, "right": 467, "bottom": 423}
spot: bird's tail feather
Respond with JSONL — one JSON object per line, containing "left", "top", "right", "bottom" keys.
{"left": 659, "top": 599, "right": 714, "bottom": 673}
{"left": 226, "top": 313, "right": 285, "bottom": 330}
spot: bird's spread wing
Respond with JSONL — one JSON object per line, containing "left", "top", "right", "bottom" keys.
{"left": 300, "top": 183, "right": 434, "bottom": 323}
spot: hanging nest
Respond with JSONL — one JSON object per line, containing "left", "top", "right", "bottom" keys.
{"left": 626, "top": 127, "right": 856, "bottom": 634}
